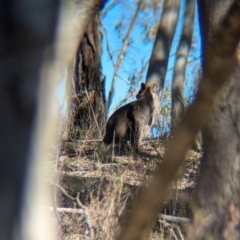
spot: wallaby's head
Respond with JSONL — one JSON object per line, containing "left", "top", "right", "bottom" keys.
{"left": 136, "top": 82, "right": 156, "bottom": 100}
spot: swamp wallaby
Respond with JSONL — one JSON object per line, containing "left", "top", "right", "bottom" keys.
{"left": 103, "top": 82, "right": 156, "bottom": 151}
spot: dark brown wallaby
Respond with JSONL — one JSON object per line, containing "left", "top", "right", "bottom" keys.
{"left": 103, "top": 82, "right": 156, "bottom": 151}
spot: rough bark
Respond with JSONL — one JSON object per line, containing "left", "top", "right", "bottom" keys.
{"left": 146, "top": 0, "right": 180, "bottom": 123}
{"left": 69, "top": 14, "right": 106, "bottom": 140}
{"left": 187, "top": 0, "right": 240, "bottom": 239}
{"left": 171, "top": 0, "right": 195, "bottom": 128}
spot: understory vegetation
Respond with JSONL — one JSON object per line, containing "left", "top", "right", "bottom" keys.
{"left": 51, "top": 121, "right": 201, "bottom": 239}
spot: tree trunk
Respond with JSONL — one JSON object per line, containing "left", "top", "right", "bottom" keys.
{"left": 171, "top": 0, "right": 195, "bottom": 129}
{"left": 188, "top": 0, "right": 240, "bottom": 239}
{"left": 146, "top": 0, "right": 180, "bottom": 124}
{"left": 69, "top": 15, "right": 106, "bottom": 140}
{"left": 0, "top": 0, "right": 60, "bottom": 239}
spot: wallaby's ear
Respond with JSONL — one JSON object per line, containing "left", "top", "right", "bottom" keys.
{"left": 136, "top": 82, "right": 146, "bottom": 100}
{"left": 141, "top": 82, "right": 146, "bottom": 90}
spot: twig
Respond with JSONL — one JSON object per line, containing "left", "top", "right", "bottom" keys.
{"left": 83, "top": 207, "right": 95, "bottom": 237}
{"left": 45, "top": 188, "right": 95, "bottom": 236}
{"left": 137, "top": 59, "right": 149, "bottom": 80}
{"left": 108, "top": 89, "right": 138, "bottom": 115}
{"left": 158, "top": 219, "right": 171, "bottom": 227}
{"left": 167, "top": 55, "right": 201, "bottom": 72}
{"left": 114, "top": 73, "right": 135, "bottom": 88}
{"left": 107, "top": 0, "right": 144, "bottom": 110}
{"left": 45, "top": 203, "right": 95, "bottom": 237}
{"left": 51, "top": 182, "right": 87, "bottom": 210}
{"left": 79, "top": 139, "right": 102, "bottom": 142}
{"left": 75, "top": 192, "right": 95, "bottom": 236}
{"left": 43, "top": 206, "right": 84, "bottom": 214}
{"left": 76, "top": 192, "right": 86, "bottom": 209}
{"left": 176, "top": 225, "right": 185, "bottom": 240}
{"left": 102, "top": 23, "right": 115, "bottom": 67}
{"left": 101, "top": 0, "right": 118, "bottom": 17}
{"left": 159, "top": 214, "right": 190, "bottom": 224}
{"left": 50, "top": 182, "right": 75, "bottom": 201}
{"left": 53, "top": 188, "right": 62, "bottom": 225}
{"left": 171, "top": 228, "right": 179, "bottom": 240}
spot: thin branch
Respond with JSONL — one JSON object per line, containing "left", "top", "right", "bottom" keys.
{"left": 108, "top": 88, "right": 139, "bottom": 115}
{"left": 114, "top": 73, "right": 134, "bottom": 87}
{"left": 176, "top": 225, "right": 185, "bottom": 240}
{"left": 167, "top": 55, "right": 201, "bottom": 72}
{"left": 137, "top": 58, "right": 149, "bottom": 80}
{"left": 76, "top": 192, "right": 86, "bottom": 209}
{"left": 116, "top": 58, "right": 150, "bottom": 109}
{"left": 159, "top": 214, "right": 190, "bottom": 224}
{"left": 107, "top": 0, "right": 144, "bottom": 110}
{"left": 51, "top": 182, "right": 75, "bottom": 201}
{"left": 50, "top": 182, "right": 86, "bottom": 210}
{"left": 75, "top": 192, "right": 94, "bottom": 236}
{"left": 46, "top": 188, "right": 94, "bottom": 236}
{"left": 101, "top": 0, "right": 118, "bottom": 17}
{"left": 83, "top": 207, "right": 95, "bottom": 236}
{"left": 43, "top": 206, "right": 84, "bottom": 214}
{"left": 53, "top": 188, "right": 62, "bottom": 225}
{"left": 102, "top": 23, "right": 115, "bottom": 67}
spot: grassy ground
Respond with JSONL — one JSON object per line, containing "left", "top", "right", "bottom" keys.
{"left": 49, "top": 136, "right": 201, "bottom": 240}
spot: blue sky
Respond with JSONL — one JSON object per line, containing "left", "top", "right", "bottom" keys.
{"left": 56, "top": 0, "right": 201, "bottom": 121}
{"left": 102, "top": 0, "right": 201, "bottom": 115}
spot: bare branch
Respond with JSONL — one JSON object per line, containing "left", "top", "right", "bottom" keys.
{"left": 102, "top": 0, "right": 119, "bottom": 17}
{"left": 108, "top": 89, "right": 139, "bottom": 116}
{"left": 51, "top": 182, "right": 75, "bottom": 201}
{"left": 159, "top": 214, "right": 190, "bottom": 224}
{"left": 53, "top": 188, "right": 62, "bottom": 225}
{"left": 50, "top": 184, "right": 94, "bottom": 235}
{"left": 43, "top": 206, "right": 84, "bottom": 214}
{"left": 114, "top": 73, "right": 134, "bottom": 87}
{"left": 107, "top": 0, "right": 144, "bottom": 110}
{"left": 76, "top": 192, "right": 86, "bottom": 209}
{"left": 102, "top": 22, "right": 115, "bottom": 67}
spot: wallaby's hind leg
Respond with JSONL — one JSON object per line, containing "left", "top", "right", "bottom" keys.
{"left": 129, "top": 123, "right": 140, "bottom": 153}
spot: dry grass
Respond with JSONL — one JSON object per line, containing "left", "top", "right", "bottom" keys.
{"left": 47, "top": 134, "right": 201, "bottom": 240}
